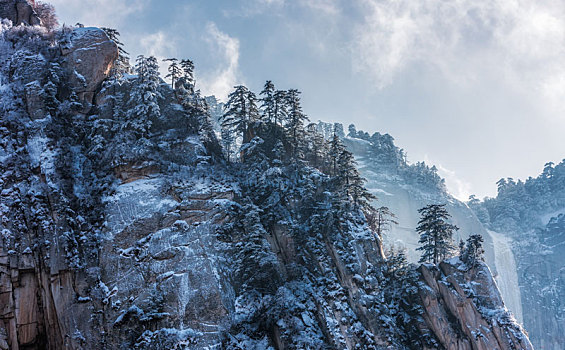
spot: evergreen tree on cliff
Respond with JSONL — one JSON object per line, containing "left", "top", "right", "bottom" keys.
{"left": 179, "top": 59, "right": 196, "bottom": 93}
{"left": 416, "top": 204, "right": 458, "bottom": 264}
{"left": 366, "top": 206, "right": 398, "bottom": 239}
{"left": 328, "top": 127, "right": 345, "bottom": 176}
{"left": 461, "top": 234, "right": 485, "bottom": 267}
{"left": 336, "top": 147, "right": 375, "bottom": 209}
{"left": 221, "top": 85, "right": 260, "bottom": 146}
{"left": 260, "top": 80, "right": 276, "bottom": 123}
{"left": 285, "top": 89, "right": 308, "bottom": 158}
{"left": 126, "top": 55, "right": 162, "bottom": 137}
{"left": 163, "top": 58, "right": 181, "bottom": 89}
{"left": 101, "top": 27, "right": 130, "bottom": 77}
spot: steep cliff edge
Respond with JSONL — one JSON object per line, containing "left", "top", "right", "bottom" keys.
{"left": 417, "top": 259, "right": 533, "bottom": 350}
{"left": 0, "top": 2, "right": 536, "bottom": 349}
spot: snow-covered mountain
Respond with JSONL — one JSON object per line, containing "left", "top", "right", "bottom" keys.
{"left": 470, "top": 161, "right": 565, "bottom": 350}
{"left": 0, "top": 1, "right": 535, "bottom": 349}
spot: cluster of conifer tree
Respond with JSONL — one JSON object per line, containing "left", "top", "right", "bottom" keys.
{"left": 218, "top": 81, "right": 380, "bottom": 214}
{"left": 416, "top": 203, "right": 484, "bottom": 268}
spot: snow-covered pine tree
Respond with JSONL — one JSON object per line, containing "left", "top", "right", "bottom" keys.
{"left": 328, "top": 126, "right": 345, "bottom": 176}
{"left": 348, "top": 123, "right": 357, "bottom": 138}
{"left": 221, "top": 127, "right": 236, "bottom": 162}
{"left": 221, "top": 85, "right": 260, "bottom": 146}
{"left": 260, "top": 80, "right": 275, "bottom": 123}
{"left": 163, "top": 58, "right": 182, "bottom": 89}
{"left": 284, "top": 89, "right": 308, "bottom": 159}
{"left": 273, "top": 89, "right": 287, "bottom": 128}
{"left": 461, "top": 233, "right": 485, "bottom": 268}
{"left": 416, "top": 204, "right": 458, "bottom": 264}
{"left": 101, "top": 27, "right": 130, "bottom": 78}
{"left": 337, "top": 147, "right": 375, "bottom": 209}
{"left": 179, "top": 59, "right": 195, "bottom": 93}
{"left": 125, "top": 55, "right": 162, "bottom": 137}
{"left": 304, "top": 123, "right": 328, "bottom": 169}
{"left": 365, "top": 206, "right": 398, "bottom": 240}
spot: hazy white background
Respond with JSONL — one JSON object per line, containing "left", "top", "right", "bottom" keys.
{"left": 49, "top": 0, "right": 565, "bottom": 200}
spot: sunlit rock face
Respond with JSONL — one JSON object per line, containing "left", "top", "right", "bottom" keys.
{"left": 60, "top": 27, "right": 118, "bottom": 104}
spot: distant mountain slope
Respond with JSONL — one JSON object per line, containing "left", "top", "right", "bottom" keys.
{"left": 470, "top": 160, "right": 565, "bottom": 350}
{"left": 315, "top": 121, "right": 524, "bottom": 324}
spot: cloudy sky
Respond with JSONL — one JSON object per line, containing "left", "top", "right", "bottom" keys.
{"left": 49, "top": 0, "right": 565, "bottom": 200}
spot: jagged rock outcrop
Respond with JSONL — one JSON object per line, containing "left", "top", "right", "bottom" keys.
{"left": 417, "top": 259, "right": 533, "bottom": 350}
{"left": 60, "top": 27, "right": 118, "bottom": 104}
{"left": 0, "top": 0, "right": 40, "bottom": 26}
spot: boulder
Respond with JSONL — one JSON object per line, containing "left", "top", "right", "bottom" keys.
{"left": 60, "top": 27, "right": 118, "bottom": 104}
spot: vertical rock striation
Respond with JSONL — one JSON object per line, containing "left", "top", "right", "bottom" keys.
{"left": 417, "top": 258, "right": 533, "bottom": 350}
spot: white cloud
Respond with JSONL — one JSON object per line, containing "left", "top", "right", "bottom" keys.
{"left": 223, "top": 0, "right": 285, "bottom": 18}
{"left": 140, "top": 31, "right": 175, "bottom": 57}
{"left": 48, "top": 0, "right": 148, "bottom": 28}
{"left": 199, "top": 22, "right": 241, "bottom": 101}
{"left": 423, "top": 155, "right": 472, "bottom": 201}
{"left": 352, "top": 0, "right": 565, "bottom": 116}
{"left": 299, "top": 0, "right": 339, "bottom": 15}
{"left": 138, "top": 31, "right": 177, "bottom": 78}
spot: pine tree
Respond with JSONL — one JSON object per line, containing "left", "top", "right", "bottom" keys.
{"left": 304, "top": 123, "right": 328, "bottom": 168}
{"left": 125, "top": 55, "right": 162, "bottom": 137}
{"left": 260, "top": 80, "right": 275, "bottom": 123}
{"left": 179, "top": 59, "right": 195, "bottom": 93}
{"left": 221, "top": 85, "right": 260, "bottom": 145}
{"left": 461, "top": 234, "right": 485, "bottom": 268}
{"left": 163, "top": 58, "right": 182, "bottom": 89}
{"left": 336, "top": 148, "right": 374, "bottom": 208}
{"left": 273, "top": 89, "right": 287, "bottom": 128}
{"left": 328, "top": 128, "right": 345, "bottom": 176}
{"left": 284, "top": 89, "right": 308, "bottom": 158}
{"left": 416, "top": 204, "right": 458, "bottom": 264}
{"left": 348, "top": 124, "right": 357, "bottom": 138}
{"left": 173, "top": 59, "right": 198, "bottom": 112}
{"left": 366, "top": 206, "right": 398, "bottom": 239}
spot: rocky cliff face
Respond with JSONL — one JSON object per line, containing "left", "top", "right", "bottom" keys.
{"left": 0, "top": 2, "right": 535, "bottom": 349}
{"left": 417, "top": 259, "right": 532, "bottom": 350}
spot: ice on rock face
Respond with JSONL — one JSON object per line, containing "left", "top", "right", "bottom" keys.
{"left": 103, "top": 178, "right": 178, "bottom": 238}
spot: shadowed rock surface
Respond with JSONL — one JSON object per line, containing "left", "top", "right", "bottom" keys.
{"left": 0, "top": 0, "right": 40, "bottom": 26}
